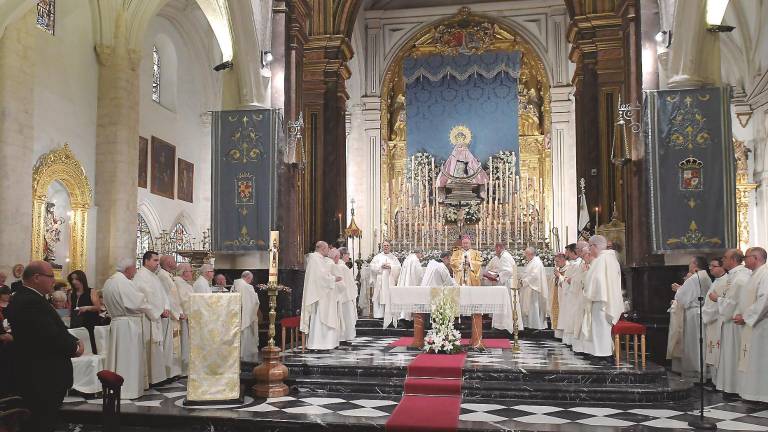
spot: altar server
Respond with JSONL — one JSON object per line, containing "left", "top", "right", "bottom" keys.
{"left": 102, "top": 259, "right": 150, "bottom": 399}
{"left": 520, "top": 247, "right": 549, "bottom": 329}
{"left": 133, "top": 251, "right": 170, "bottom": 385}
{"left": 702, "top": 258, "right": 727, "bottom": 382}
{"left": 157, "top": 255, "right": 183, "bottom": 379}
{"left": 396, "top": 250, "right": 424, "bottom": 322}
{"left": 559, "top": 244, "right": 582, "bottom": 345}
{"left": 338, "top": 247, "right": 358, "bottom": 341}
{"left": 370, "top": 241, "right": 401, "bottom": 319}
{"left": 714, "top": 249, "right": 751, "bottom": 394}
{"left": 422, "top": 252, "right": 458, "bottom": 287}
{"left": 736, "top": 247, "right": 768, "bottom": 401}
{"left": 173, "top": 263, "right": 195, "bottom": 374}
{"left": 668, "top": 256, "right": 711, "bottom": 379}
{"left": 231, "top": 271, "right": 260, "bottom": 362}
{"left": 300, "top": 241, "right": 343, "bottom": 350}
{"left": 193, "top": 264, "right": 214, "bottom": 293}
{"left": 483, "top": 243, "right": 523, "bottom": 329}
{"left": 581, "top": 235, "right": 623, "bottom": 358}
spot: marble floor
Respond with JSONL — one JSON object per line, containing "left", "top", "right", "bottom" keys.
{"left": 58, "top": 336, "right": 768, "bottom": 431}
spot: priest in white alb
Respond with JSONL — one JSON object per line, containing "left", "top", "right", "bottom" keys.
{"left": 369, "top": 240, "right": 400, "bottom": 319}
{"left": 482, "top": 243, "right": 523, "bottom": 330}
{"left": 396, "top": 250, "right": 424, "bottom": 322}
{"left": 157, "top": 255, "right": 183, "bottom": 379}
{"left": 300, "top": 241, "right": 343, "bottom": 350}
{"left": 193, "top": 264, "right": 214, "bottom": 293}
{"left": 422, "top": 252, "right": 458, "bottom": 287}
{"left": 735, "top": 247, "right": 768, "bottom": 402}
{"left": 550, "top": 253, "right": 568, "bottom": 339}
{"left": 569, "top": 243, "right": 592, "bottom": 353}
{"left": 101, "top": 259, "right": 149, "bottom": 399}
{"left": 520, "top": 247, "right": 549, "bottom": 330}
{"left": 133, "top": 251, "right": 170, "bottom": 386}
{"left": 338, "top": 247, "right": 358, "bottom": 341}
{"left": 714, "top": 249, "right": 751, "bottom": 394}
{"left": 581, "top": 235, "right": 624, "bottom": 358}
{"left": 559, "top": 244, "right": 582, "bottom": 346}
{"left": 231, "top": 271, "right": 260, "bottom": 362}
{"left": 173, "top": 263, "right": 195, "bottom": 374}
{"left": 668, "top": 257, "right": 711, "bottom": 379}
{"left": 702, "top": 257, "right": 727, "bottom": 382}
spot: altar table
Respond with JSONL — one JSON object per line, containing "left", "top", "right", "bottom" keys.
{"left": 384, "top": 285, "right": 521, "bottom": 348}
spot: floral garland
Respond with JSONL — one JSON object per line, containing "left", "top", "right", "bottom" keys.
{"left": 363, "top": 248, "right": 555, "bottom": 267}
{"left": 423, "top": 288, "right": 463, "bottom": 354}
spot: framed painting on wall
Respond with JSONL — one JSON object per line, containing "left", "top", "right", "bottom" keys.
{"left": 150, "top": 136, "right": 176, "bottom": 199}
{"left": 138, "top": 136, "right": 148, "bottom": 188}
{"left": 177, "top": 158, "right": 194, "bottom": 203}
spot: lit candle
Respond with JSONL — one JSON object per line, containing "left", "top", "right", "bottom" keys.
{"left": 444, "top": 226, "right": 448, "bottom": 250}
{"left": 338, "top": 213, "right": 343, "bottom": 236}
{"left": 594, "top": 206, "right": 600, "bottom": 227}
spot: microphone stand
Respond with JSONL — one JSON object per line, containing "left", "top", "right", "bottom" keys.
{"left": 688, "top": 292, "right": 716, "bottom": 430}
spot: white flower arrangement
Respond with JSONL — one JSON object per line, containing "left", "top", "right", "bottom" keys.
{"left": 423, "top": 288, "right": 463, "bottom": 354}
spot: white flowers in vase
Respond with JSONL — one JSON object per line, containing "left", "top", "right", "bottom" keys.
{"left": 423, "top": 288, "right": 463, "bottom": 354}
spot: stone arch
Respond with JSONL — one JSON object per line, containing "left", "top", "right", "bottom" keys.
{"left": 137, "top": 200, "right": 162, "bottom": 239}
{"left": 31, "top": 144, "right": 93, "bottom": 272}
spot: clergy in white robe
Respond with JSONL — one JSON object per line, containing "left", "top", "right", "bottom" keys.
{"left": 550, "top": 254, "right": 568, "bottom": 339}
{"left": 370, "top": 241, "right": 401, "bottom": 319}
{"left": 714, "top": 249, "right": 751, "bottom": 394}
{"left": 232, "top": 272, "right": 260, "bottom": 362}
{"left": 483, "top": 243, "right": 523, "bottom": 330}
{"left": 581, "top": 236, "right": 624, "bottom": 358}
{"left": 338, "top": 248, "right": 358, "bottom": 341}
{"left": 560, "top": 244, "right": 583, "bottom": 345}
{"left": 157, "top": 256, "right": 183, "bottom": 379}
{"left": 133, "top": 252, "right": 170, "bottom": 385}
{"left": 702, "top": 258, "right": 727, "bottom": 382}
{"left": 421, "top": 253, "right": 458, "bottom": 287}
{"left": 173, "top": 263, "right": 195, "bottom": 375}
{"left": 300, "top": 241, "right": 342, "bottom": 350}
{"left": 101, "top": 260, "right": 149, "bottom": 399}
{"left": 570, "top": 246, "right": 592, "bottom": 353}
{"left": 736, "top": 247, "right": 768, "bottom": 402}
{"left": 668, "top": 257, "right": 712, "bottom": 379}
{"left": 396, "top": 251, "right": 424, "bottom": 321}
{"left": 520, "top": 247, "right": 549, "bottom": 330}
{"left": 193, "top": 264, "right": 214, "bottom": 294}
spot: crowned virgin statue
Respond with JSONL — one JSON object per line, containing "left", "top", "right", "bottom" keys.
{"left": 436, "top": 125, "right": 488, "bottom": 203}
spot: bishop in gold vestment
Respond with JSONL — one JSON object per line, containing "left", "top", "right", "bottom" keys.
{"left": 450, "top": 235, "right": 482, "bottom": 286}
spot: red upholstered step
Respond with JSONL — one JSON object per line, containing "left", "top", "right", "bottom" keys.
{"left": 612, "top": 319, "right": 646, "bottom": 335}
{"left": 404, "top": 377, "right": 463, "bottom": 396}
{"left": 386, "top": 395, "right": 461, "bottom": 432}
{"left": 407, "top": 353, "right": 467, "bottom": 379}
{"left": 280, "top": 316, "right": 300, "bottom": 328}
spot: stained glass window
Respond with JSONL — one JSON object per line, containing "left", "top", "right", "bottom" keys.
{"left": 36, "top": 0, "right": 55, "bottom": 35}
{"left": 136, "top": 214, "right": 154, "bottom": 268}
{"left": 152, "top": 45, "right": 160, "bottom": 103}
{"left": 170, "top": 223, "right": 190, "bottom": 263}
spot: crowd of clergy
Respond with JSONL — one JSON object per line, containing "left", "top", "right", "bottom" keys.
{"left": 99, "top": 251, "right": 260, "bottom": 400}
{"left": 666, "top": 247, "right": 768, "bottom": 403}
{"left": 299, "top": 234, "right": 626, "bottom": 361}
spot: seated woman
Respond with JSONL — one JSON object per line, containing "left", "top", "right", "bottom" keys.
{"left": 51, "top": 290, "right": 70, "bottom": 327}
{"left": 68, "top": 270, "right": 102, "bottom": 353}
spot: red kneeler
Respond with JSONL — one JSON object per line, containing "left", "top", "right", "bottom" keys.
{"left": 280, "top": 316, "right": 304, "bottom": 353}
{"left": 611, "top": 319, "right": 646, "bottom": 368}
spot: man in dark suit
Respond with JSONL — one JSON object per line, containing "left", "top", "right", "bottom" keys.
{"left": 5, "top": 260, "right": 84, "bottom": 432}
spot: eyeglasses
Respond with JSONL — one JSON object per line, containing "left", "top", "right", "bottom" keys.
{"left": 36, "top": 273, "right": 55, "bottom": 279}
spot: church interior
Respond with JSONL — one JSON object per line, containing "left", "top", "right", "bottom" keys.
{"left": 1, "top": 0, "right": 768, "bottom": 431}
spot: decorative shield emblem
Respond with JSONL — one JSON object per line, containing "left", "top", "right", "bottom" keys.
{"left": 678, "top": 157, "right": 703, "bottom": 191}
{"left": 236, "top": 173, "right": 255, "bottom": 204}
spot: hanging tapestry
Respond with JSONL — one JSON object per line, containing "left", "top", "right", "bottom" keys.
{"left": 404, "top": 51, "right": 521, "bottom": 163}
{"left": 211, "top": 109, "right": 278, "bottom": 252}
{"left": 646, "top": 87, "right": 737, "bottom": 253}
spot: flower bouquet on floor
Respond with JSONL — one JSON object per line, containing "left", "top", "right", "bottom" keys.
{"left": 423, "top": 287, "right": 463, "bottom": 354}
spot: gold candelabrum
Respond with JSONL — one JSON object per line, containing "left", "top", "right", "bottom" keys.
{"left": 511, "top": 285, "right": 521, "bottom": 352}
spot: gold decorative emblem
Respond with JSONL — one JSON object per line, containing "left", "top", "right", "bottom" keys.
{"left": 665, "top": 94, "right": 713, "bottom": 150}
{"left": 449, "top": 125, "right": 472, "bottom": 147}
{"left": 435, "top": 7, "right": 495, "bottom": 55}
{"left": 678, "top": 157, "right": 703, "bottom": 191}
{"left": 666, "top": 220, "right": 721, "bottom": 249}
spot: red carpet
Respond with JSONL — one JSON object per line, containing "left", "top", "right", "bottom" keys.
{"left": 388, "top": 337, "right": 512, "bottom": 349}
{"left": 386, "top": 352, "right": 467, "bottom": 432}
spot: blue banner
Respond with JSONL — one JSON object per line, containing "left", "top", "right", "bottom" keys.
{"left": 646, "top": 87, "right": 737, "bottom": 253}
{"left": 405, "top": 51, "right": 520, "bottom": 163}
{"left": 211, "top": 109, "right": 278, "bottom": 252}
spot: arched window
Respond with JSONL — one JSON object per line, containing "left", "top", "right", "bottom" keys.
{"left": 170, "top": 223, "right": 191, "bottom": 263}
{"left": 136, "top": 214, "right": 154, "bottom": 268}
{"left": 36, "top": 0, "right": 55, "bottom": 35}
{"left": 152, "top": 45, "right": 161, "bottom": 103}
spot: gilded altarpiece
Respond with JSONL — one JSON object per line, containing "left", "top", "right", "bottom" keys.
{"left": 380, "top": 8, "right": 552, "bottom": 244}
{"left": 31, "top": 144, "right": 92, "bottom": 273}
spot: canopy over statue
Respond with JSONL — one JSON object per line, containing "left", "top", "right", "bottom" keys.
{"left": 436, "top": 125, "right": 488, "bottom": 204}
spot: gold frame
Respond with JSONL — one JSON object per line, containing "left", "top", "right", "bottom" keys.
{"left": 379, "top": 7, "right": 552, "bottom": 238}
{"left": 733, "top": 138, "right": 757, "bottom": 250}
{"left": 31, "top": 144, "right": 92, "bottom": 273}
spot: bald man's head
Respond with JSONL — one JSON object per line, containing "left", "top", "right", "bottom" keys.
{"left": 22, "top": 260, "right": 56, "bottom": 295}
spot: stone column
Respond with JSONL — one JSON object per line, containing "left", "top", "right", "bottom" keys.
{"left": 666, "top": 0, "right": 721, "bottom": 88}
{"left": 0, "top": 8, "right": 36, "bottom": 273}
{"left": 93, "top": 16, "right": 141, "bottom": 284}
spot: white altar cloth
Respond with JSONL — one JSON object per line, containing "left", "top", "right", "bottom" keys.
{"left": 384, "top": 285, "right": 519, "bottom": 333}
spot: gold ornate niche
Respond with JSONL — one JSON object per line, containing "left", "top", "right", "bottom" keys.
{"left": 380, "top": 7, "right": 552, "bottom": 238}
{"left": 733, "top": 138, "right": 757, "bottom": 250}
{"left": 31, "top": 144, "right": 93, "bottom": 273}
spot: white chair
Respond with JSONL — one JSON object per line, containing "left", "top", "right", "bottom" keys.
{"left": 69, "top": 328, "right": 104, "bottom": 394}
{"left": 93, "top": 325, "right": 110, "bottom": 358}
